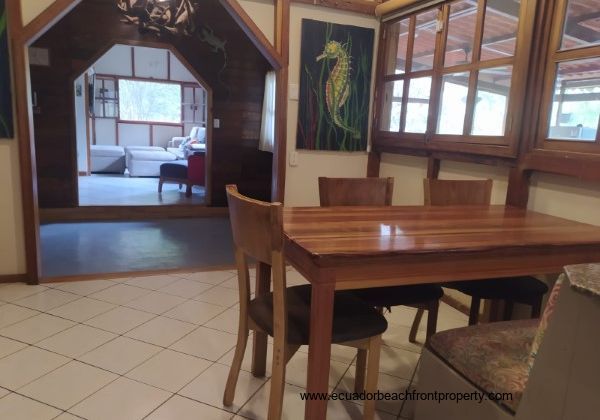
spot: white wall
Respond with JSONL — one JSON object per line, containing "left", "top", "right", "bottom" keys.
{"left": 74, "top": 74, "right": 87, "bottom": 173}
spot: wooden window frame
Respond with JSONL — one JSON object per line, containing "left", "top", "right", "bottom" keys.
{"left": 533, "top": 0, "right": 600, "bottom": 155}
{"left": 373, "top": 0, "right": 536, "bottom": 159}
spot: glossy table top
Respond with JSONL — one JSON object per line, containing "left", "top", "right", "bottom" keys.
{"left": 283, "top": 205, "right": 600, "bottom": 258}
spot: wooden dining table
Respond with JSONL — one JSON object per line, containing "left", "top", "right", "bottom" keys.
{"left": 250, "top": 205, "right": 600, "bottom": 419}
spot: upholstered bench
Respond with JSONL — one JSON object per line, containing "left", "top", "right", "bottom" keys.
{"left": 126, "top": 146, "right": 177, "bottom": 177}
{"left": 158, "top": 154, "right": 205, "bottom": 197}
{"left": 90, "top": 145, "right": 125, "bottom": 174}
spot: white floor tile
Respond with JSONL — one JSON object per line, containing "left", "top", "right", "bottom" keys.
{"left": 163, "top": 299, "right": 227, "bottom": 325}
{"left": 284, "top": 352, "right": 350, "bottom": 391}
{"left": 88, "top": 284, "right": 151, "bottom": 305}
{"left": 125, "top": 275, "right": 179, "bottom": 291}
{"left": 381, "top": 323, "right": 425, "bottom": 353}
{"left": 125, "top": 292, "right": 187, "bottom": 315}
{"left": 194, "top": 286, "right": 240, "bottom": 307}
{"left": 158, "top": 279, "right": 214, "bottom": 298}
{"left": 0, "top": 388, "right": 8, "bottom": 398}
{"left": 237, "top": 381, "right": 305, "bottom": 420}
{"left": 0, "top": 303, "right": 39, "bottom": 329}
{"left": 179, "top": 363, "right": 266, "bottom": 413}
{"left": 84, "top": 306, "right": 156, "bottom": 334}
{"left": 170, "top": 326, "right": 237, "bottom": 361}
{"left": 52, "top": 279, "right": 116, "bottom": 296}
{"left": 125, "top": 316, "right": 196, "bottom": 347}
{"left": 53, "top": 413, "right": 84, "bottom": 420}
{"left": 70, "top": 377, "right": 170, "bottom": 420}
{"left": 204, "top": 307, "right": 240, "bottom": 334}
{"left": 0, "top": 346, "right": 69, "bottom": 390}
{"left": 0, "top": 336, "right": 27, "bottom": 359}
{"left": 0, "top": 393, "right": 62, "bottom": 420}
{"left": 36, "top": 324, "right": 117, "bottom": 358}
{"left": 126, "top": 349, "right": 211, "bottom": 393}
{"left": 18, "top": 361, "right": 117, "bottom": 410}
{"left": 0, "top": 283, "right": 48, "bottom": 303}
{"left": 79, "top": 336, "right": 161, "bottom": 374}
{"left": 13, "top": 289, "right": 80, "bottom": 312}
{"left": 48, "top": 297, "right": 116, "bottom": 323}
{"left": 146, "top": 395, "right": 232, "bottom": 420}
{"left": 217, "top": 337, "right": 273, "bottom": 378}
{"left": 0, "top": 313, "right": 76, "bottom": 344}
{"left": 176, "top": 271, "right": 236, "bottom": 285}
{"left": 359, "top": 345, "right": 420, "bottom": 381}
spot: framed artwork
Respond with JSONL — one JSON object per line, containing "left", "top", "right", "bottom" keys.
{"left": 0, "top": 0, "right": 14, "bottom": 139}
{"left": 296, "top": 19, "right": 374, "bottom": 151}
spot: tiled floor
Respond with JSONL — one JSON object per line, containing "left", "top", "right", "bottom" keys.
{"left": 0, "top": 269, "right": 468, "bottom": 419}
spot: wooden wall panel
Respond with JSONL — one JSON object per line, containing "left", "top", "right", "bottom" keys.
{"left": 30, "top": 0, "right": 272, "bottom": 207}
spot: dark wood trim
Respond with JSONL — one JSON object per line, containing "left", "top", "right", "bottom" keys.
{"left": 40, "top": 205, "right": 228, "bottom": 223}
{"left": 272, "top": 0, "right": 290, "bottom": 203}
{"left": 8, "top": 0, "right": 41, "bottom": 284}
{"left": 219, "top": 0, "right": 283, "bottom": 70}
{"left": 0, "top": 274, "right": 28, "bottom": 284}
{"left": 506, "top": 167, "right": 531, "bottom": 208}
{"left": 84, "top": 73, "right": 92, "bottom": 175}
{"left": 426, "top": 157, "right": 440, "bottom": 179}
{"left": 291, "top": 0, "right": 378, "bottom": 15}
{"left": 366, "top": 152, "right": 381, "bottom": 177}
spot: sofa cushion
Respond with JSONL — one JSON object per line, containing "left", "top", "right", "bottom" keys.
{"left": 90, "top": 145, "right": 125, "bottom": 157}
{"left": 125, "top": 146, "right": 165, "bottom": 153}
{"left": 128, "top": 150, "right": 177, "bottom": 162}
{"left": 428, "top": 319, "right": 539, "bottom": 413}
{"left": 160, "top": 161, "right": 188, "bottom": 179}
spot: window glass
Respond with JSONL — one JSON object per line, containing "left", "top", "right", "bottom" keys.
{"left": 548, "top": 58, "right": 600, "bottom": 141}
{"left": 445, "top": 1, "right": 477, "bottom": 67}
{"left": 379, "top": 81, "right": 404, "bottom": 132}
{"left": 411, "top": 9, "right": 439, "bottom": 72}
{"left": 472, "top": 66, "right": 512, "bottom": 135}
{"left": 405, "top": 77, "right": 432, "bottom": 133}
{"left": 385, "top": 19, "right": 410, "bottom": 75}
{"left": 437, "top": 72, "right": 469, "bottom": 134}
{"left": 119, "top": 79, "right": 181, "bottom": 123}
{"left": 480, "top": 0, "right": 521, "bottom": 61}
{"left": 561, "top": 0, "right": 600, "bottom": 50}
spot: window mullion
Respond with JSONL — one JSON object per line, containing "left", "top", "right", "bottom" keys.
{"left": 427, "top": 5, "right": 449, "bottom": 137}
{"left": 463, "top": 0, "right": 486, "bottom": 136}
{"left": 400, "top": 16, "right": 417, "bottom": 132}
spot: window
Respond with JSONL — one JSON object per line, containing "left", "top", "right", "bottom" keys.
{"left": 376, "top": 0, "right": 527, "bottom": 155}
{"left": 118, "top": 79, "right": 182, "bottom": 123}
{"left": 538, "top": 0, "right": 600, "bottom": 149}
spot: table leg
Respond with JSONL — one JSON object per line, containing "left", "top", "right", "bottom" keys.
{"left": 251, "top": 262, "right": 271, "bottom": 377}
{"left": 305, "top": 281, "right": 335, "bottom": 420}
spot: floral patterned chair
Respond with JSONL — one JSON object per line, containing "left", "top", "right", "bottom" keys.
{"left": 414, "top": 263, "right": 600, "bottom": 420}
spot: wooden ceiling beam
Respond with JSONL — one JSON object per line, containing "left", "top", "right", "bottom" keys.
{"left": 291, "top": 0, "right": 380, "bottom": 16}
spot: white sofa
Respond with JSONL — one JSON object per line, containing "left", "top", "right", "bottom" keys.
{"left": 125, "top": 146, "right": 177, "bottom": 177}
{"left": 90, "top": 145, "right": 126, "bottom": 174}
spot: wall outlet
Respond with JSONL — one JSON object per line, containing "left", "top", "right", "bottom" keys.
{"left": 289, "top": 151, "right": 298, "bottom": 167}
{"left": 289, "top": 84, "right": 299, "bottom": 101}
{"left": 213, "top": 118, "right": 220, "bottom": 128}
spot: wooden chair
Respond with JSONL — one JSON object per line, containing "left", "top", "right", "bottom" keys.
{"left": 415, "top": 178, "right": 549, "bottom": 326}
{"left": 318, "top": 177, "right": 444, "bottom": 390}
{"left": 223, "top": 185, "right": 388, "bottom": 420}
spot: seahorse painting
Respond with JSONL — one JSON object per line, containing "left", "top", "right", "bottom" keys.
{"left": 316, "top": 41, "right": 360, "bottom": 139}
{"left": 297, "top": 20, "right": 374, "bottom": 151}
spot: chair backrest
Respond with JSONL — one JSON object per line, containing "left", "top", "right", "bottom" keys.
{"left": 226, "top": 185, "right": 287, "bottom": 343}
{"left": 318, "top": 177, "right": 394, "bottom": 207}
{"left": 423, "top": 179, "right": 493, "bottom": 206}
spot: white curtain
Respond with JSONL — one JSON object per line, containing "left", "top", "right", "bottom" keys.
{"left": 259, "top": 71, "right": 276, "bottom": 153}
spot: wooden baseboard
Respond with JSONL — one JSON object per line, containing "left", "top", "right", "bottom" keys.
{"left": 41, "top": 263, "right": 238, "bottom": 284}
{"left": 40, "top": 205, "right": 229, "bottom": 222}
{"left": 0, "top": 274, "right": 28, "bottom": 284}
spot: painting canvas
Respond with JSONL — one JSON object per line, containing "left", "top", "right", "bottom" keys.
{"left": 296, "top": 19, "right": 374, "bottom": 151}
{"left": 0, "top": 0, "right": 13, "bottom": 138}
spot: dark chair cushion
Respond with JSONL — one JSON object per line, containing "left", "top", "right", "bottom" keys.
{"left": 444, "top": 276, "right": 549, "bottom": 303}
{"left": 160, "top": 161, "right": 188, "bottom": 179}
{"left": 249, "top": 285, "right": 388, "bottom": 345}
{"left": 350, "top": 284, "right": 443, "bottom": 308}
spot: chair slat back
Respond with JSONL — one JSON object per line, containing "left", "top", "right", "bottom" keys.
{"left": 319, "top": 177, "right": 394, "bottom": 207}
{"left": 226, "top": 185, "right": 283, "bottom": 264}
{"left": 424, "top": 179, "right": 493, "bottom": 206}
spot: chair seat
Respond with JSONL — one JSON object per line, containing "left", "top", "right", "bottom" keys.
{"left": 249, "top": 285, "right": 388, "bottom": 345}
{"left": 160, "top": 161, "right": 188, "bottom": 179}
{"left": 351, "top": 284, "right": 443, "bottom": 308}
{"left": 428, "top": 319, "right": 539, "bottom": 413}
{"left": 444, "top": 276, "right": 548, "bottom": 303}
